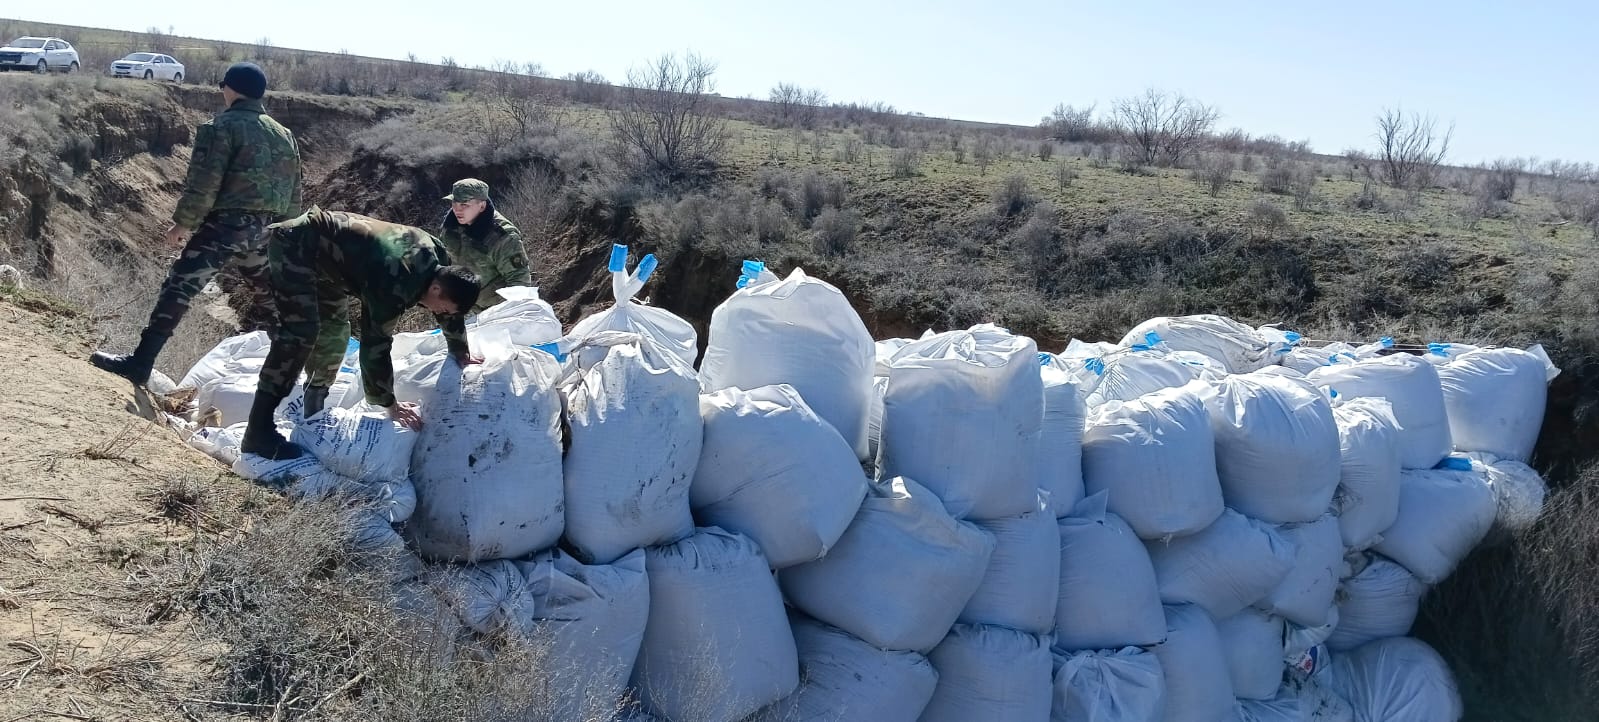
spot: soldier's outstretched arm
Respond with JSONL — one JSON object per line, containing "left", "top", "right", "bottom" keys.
{"left": 172, "top": 123, "right": 231, "bottom": 231}
{"left": 437, "top": 312, "right": 473, "bottom": 364}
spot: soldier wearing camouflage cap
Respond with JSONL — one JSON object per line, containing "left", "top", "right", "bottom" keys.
{"left": 437, "top": 178, "right": 532, "bottom": 313}
{"left": 241, "top": 207, "right": 484, "bottom": 459}
{"left": 90, "top": 62, "right": 302, "bottom": 386}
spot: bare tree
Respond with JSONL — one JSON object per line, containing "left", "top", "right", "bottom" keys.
{"left": 1040, "top": 103, "right": 1099, "bottom": 142}
{"left": 769, "top": 83, "right": 829, "bottom": 128}
{"left": 1110, "top": 89, "right": 1219, "bottom": 168}
{"left": 974, "top": 134, "right": 999, "bottom": 175}
{"left": 488, "top": 60, "right": 558, "bottom": 135}
{"left": 611, "top": 52, "right": 730, "bottom": 183}
{"left": 1373, "top": 108, "right": 1454, "bottom": 190}
{"left": 563, "top": 70, "right": 611, "bottom": 104}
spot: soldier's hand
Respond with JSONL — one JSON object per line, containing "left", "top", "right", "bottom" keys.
{"left": 163, "top": 223, "right": 190, "bottom": 248}
{"left": 387, "top": 402, "right": 423, "bottom": 431}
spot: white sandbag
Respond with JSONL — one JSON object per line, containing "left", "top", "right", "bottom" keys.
{"left": 437, "top": 559, "right": 524, "bottom": 635}
{"left": 780, "top": 476, "right": 995, "bottom": 654}
{"left": 291, "top": 473, "right": 418, "bottom": 525}
{"left": 408, "top": 350, "right": 565, "bottom": 563}
{"left": 1050, "top": 647, "right": 1165, "bottom": 722}
{"left": 1284, "top": 343, "right": 1361, "bottom": 375}
{"left": 187, "top": 422, "right": 247, "bottom": 466}
{"left": 1331, "top": 399, "right": 1403, "bottom": 551}
{"left": 1284, "top": 610, "right": 1339, "bottom": 663}
{"left": 1122, "top": 315, "right": 1276, "bottom": 373}
{"left": 1039, "top": 355, "right": 1087, "bottom": 515}
{"left": 473, "top": 286, "right": 563, "bottom": 343}
{"left": 1327, "top": 638, "right": 1463, "bottom": 722}
{"left": 179, "top": 330, "right": 273, "bottom": 389}
{"left": 1151, "top": 604, "right": 1235, "bottom": 722}
{"left": 634, "top": 528, "right": 798, "bottom": 722}
{"left": 1372, "top": 461, "right": 1496, "bottom": 584}
{"left": 693, "top": 384, "right": 867, "bottom": 569}
{"left": 1308, "top": 355, "right": 1451, "bottom": 470}
{"left": 1261, "top": 515, "right": 1343, "bottom": 628}
{"left": 879, "top": 324, "right": 1042, "bottom": 519}
{"left": 195, "top": 373, "right": 278, "bottom": 427}
{"left": 1083, "top": 351, "right": 1209, "bottom": 409}
{"left": 1253, "top": 365, "right": 1307, "bottom": 379}
{"left": 291, "top": 403, "right": 416, "bottom": 483}
{"left": 562, "top": 333, "right": 700, "bottom": 564}
{"left": 571, "top": 247, "right": 699, "bottom": 371}
{"left": 867, "top": 376, "right": 888, "bottom": 465}
{"left": 960, "top": 491, "right": 1060, "bottom": 635}
{"left": 700, "top": 265, "right": 874, "bottom": 458}
{"left": 1206, "top": 373, "right": 1341, "bottom": 523}
{"left": 1438, "top": 346, "right": 1556, "bottom": 463}
{"left": 1054, "top": 493, "right": 1166, "bottom": 651}
{"left": 1146, "top": 508, "right": 1296, "bottom": 619}
{"left": 875, "top": 338, "right": 914, "bottom": 376}
{"left": 767, "top": 615, "right": 938, "bottom": 722}
{"left": 1236, "top": 678, "right": 1356, "bottom": 722}
{"left": 230, "top": 443, "right": 341, "bottom": 488}
{"left": 1217, "top": 608, "right": 1288, "bottom": 700}
{"left": 1082, "top": 381, "right": 1224, "bottom": 540}
{"left": 1326, "top": 556, "right": 1427, "bottom": 652}
{"left": 921, "top": 623, "right": 1052, "bottom": 722}
{"left": 1465, "top": 452, "right": 1548, "bottom": 543}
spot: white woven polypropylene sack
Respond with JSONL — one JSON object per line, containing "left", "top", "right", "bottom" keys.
{"left": 1309, "top": 355, "right": 1452, "bottom": 470}
{"left": 1331, "top": 398, "right": 1403, "bottom": 551}
{"left": 1372, "top": 462, "right": 1496, "bottom": 584}
{"left": 1326, "top": 556, "right": 1428, "bottom": 651}
{"left": 1327, "top": 638, "right": 1463, "bottom": 722}
{"left": 570, "top": 294, "right": 699, "bottom": 373}
{"left": 779, "top": 476, "right": 995, "bottom": 654}
{"left": 1054, "top": 493, "right": 1167, "bottom": 651}
{"left": 179, "top": 330, "right": 272, "bottom": 389}
{"left": 766, "top": 615, "right": 938, "bottom": 722}
{"left": 1147, "top": 509, "right": 1296, "bottom": 619}
{"left": 1050, "top": 647, "right": 1165, "bottom": 722}
{"left": 408, "top": 350, "right": 565, "bottom": 563}
{"left": 879, "top": 324, "right": 1042, "bottom": 519}
{"left": 634, "top": 528, "right": 798, "bottom": 722}
{"left": 960, "top": 491, "right": 1060, "bottom": 635}
{"left": 1465, "top": 452, "right": 1548, "bottom": 544}
{"left": 867, "top": 376, "right": 888, "bottom": 465}
{"left": 561, "top": 333, "right": 700, "bottom": 564}
{"left": 693, "top": 384, "right": 867, "bottom": 569}
{"left": 1217, "top": 608, "right": 1288, "bottom": 700}
{"left": 700, "top": 268, "right": 874, "bottom": 458}
{"left": 1082, "top": 381, "right": 1225, "bottom": 540}
{"left": 1260, "top": 515, "right": 1343, "bottom": 628}
{"left": 1206, "top": 373, "right": 1341, "bottom": 524}
{"left": 1083, "top": 351, "right": 1209, "bottom": 409}
{"left": 1039, "top": 355, "right": 1087, "bottom": 515}
{"left": 291, "top": 473, "right": 417, "bottom": 524}
{"left": 1121, "top": 315, "right": 1276, "bottom": 374}
{"left": 293, "top": 406, "right": 417, "bottom": 483}
{"left": 1437, "top": 346, "right": 1556, "bottom": 463}
{"left": 1235, "top": 678, "right": 1356, "bottom": 722}
{"left": 473, "top": 286, "right": 563, "bottom": 340}
{"left": 190, "top": 422, "right": 248, "bottom": 466}
{"left": 921, "top": 623, "right": 1052, "bottom": 722}
{"left": 1152, "top": 604, "right": 1236, "bottom": 722}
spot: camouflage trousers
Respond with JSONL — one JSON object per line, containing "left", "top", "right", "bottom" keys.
{"left": 145, "top": 211, "right": 275, "bottom": 338}
{"left": 257, "top": 226, "right": 354, "bottom": 400}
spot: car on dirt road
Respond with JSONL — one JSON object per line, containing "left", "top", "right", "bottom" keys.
{"left": 0, "top": 37, "right": 80, "bottom": 73}
{"left": 109, "top": 52, "right": 185, "bottom": 82}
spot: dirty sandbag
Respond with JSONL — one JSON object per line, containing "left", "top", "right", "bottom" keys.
{"left": 1082, "top": 350, "right": 1212, "bottom": 409}
{"left": 568, "top": 246, "right": 699, "bottom": 370}
{"left": 562, "top": 333, "right": 700, "bottom": 565}
{"left": 1039, "top": 354, "right": 1087, "bottom": 515}
{"left": 1464, "top": 451, "right": 1547, "bottom": 545}
{"left": 188, "top": 421, "right": 248, "bottom": 466}
{"left": 960, "top": 491, "right": 1060, "bottom": 635}
{"left": 634, "top": 527, "right": 798, "bottom": 722}
{"left": 293, "top": 405, "right": 417, "bottom": 483}
{"left": 1235, "top": 677, "right": 1355, "bottom": 722}
{"left": 1151, "top": 604, "right": 1235, "bottom": 722}
{"left": 693, "top": 384, "right": 867, "bottom": 569}
{"left": 291, "top": 473, "right": 418, "bottom": 525}
{"left": 921, "top": 623, "right": 1052, "bottom": 722}
{"left": 1054, "top": 493, "right": 1166, "bottom": 651}
{"left": 1050, "top": 646, "right": 1165, "bottom": 722}
{"left": 701, "top": 264, "right": 875, "bottom": 459}
{"left": 1327, "top": 637, "right": 1463, "bottom": 722}
{"left": 1326, "top": 556, "right": 1428, "bottom": 652}
{"left": 1330, "top": 398, "right": 1402, "bottom": 551}
{"left": 472, "top": 286, "right": 563, "bottom": 344}
{"left": 1260, "top": 515, "right": 1342, "bottom": 628}
{"left": 408, "top": 349, "right": 565, "bottom": 563}
{"left": 1438, "top": 346, "right": 1557, "bottom": 463}
{"left": 179, "top": 330, "right": 273, "bottom": 390}
{"left": 435, "top": 559, "right": 525, "bottom": 635}
{"left": 231, "top": 443, "right": 342, "bottom": 489}
{"left": 879, "top": 324, "right": 1043, "bottom": 520}
{"left": 1206, "top": 373, "right": 1341, "bottom": 524}
{"left": 764, "top": 614, "right": 938, "bottom": 722}
{"left": 1082, "top": 381, "right": 1225, "bottom": 540}
{"left": 1146, "top": 508, "right": 1296, "bottom": 619}
{"left": 779, "top": 476, "right": 995, "bottom": 654}
{"left": 1308, "top": 355, "right": 1451, "bottom": 470}
{"left": 1372, "top": 460, "right": 1496, "bottom": 584}
{"left": 1217, "top": 608, "right": 1288, "bottom": 701}
{"left": 1122, "top": 315, "right": 1276, "bottom": 374}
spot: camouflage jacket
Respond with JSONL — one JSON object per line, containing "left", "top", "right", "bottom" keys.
{"left": 172, "top": 99, "right": 303, "bottom": 230}
{"left": 279, "top": 208, "right": 470, "bottom": 407}
{"left": 436, "top": 202, "right": 531, "bottom": 313}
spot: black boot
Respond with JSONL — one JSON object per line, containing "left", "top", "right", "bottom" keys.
{"left": 89, "top": 329, "right": 168, "bottom": 386}
{"left": 301, "top": 385, "right": 330, "bottom": 419}
{"left": 240, "top": 390, "right": 303, "bottom": 460}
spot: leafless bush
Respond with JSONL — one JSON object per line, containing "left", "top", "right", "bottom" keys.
{"left": 1246, "top": 198, "right": 1289, "bottom": 237}
{"left": 1215, "top": 128, "right": 1250, "bottom": 153}
{"left": 1190, "top": 153, "right": 1234, "bottom": 196}
{"left": 891, "top": 148, "right": 922, "bottom": 178}
{"left": 1348, "top": 180, "right": 1388, "bottom": 212}
{"left": 487, "top": 61, "right": 560, "bottom": 136}
{"left": 837, "top": 136, "right": 864, "bottom": 164}
{"left": 1111, "top": 88, "right": 1219, "bottom": 168}
{"left": 769, "top": 83, "right": 829, "bottom": 128}
{"left": 1054, "top": 162, "right": 1078, "bottom": 190}
{"left": 610, "top": 52, "right": 729, "bottom": 183}
{"left": 974, "top": 135, "right": 999, "bottom": 175}
{"left": 1038, "top": 142, "right": 1055, "bottom": 162}
{"left": 563, "top": 70, "right": 611, "bottom": 104}
{"left": 811, "top": 207, "right": 861, "bottom": 256}
{"left": 1484, "top": 158, "right": 1521, "bottom": 202}
{"left": 1015, "top": 200, "right": 1061, "bottom": 271}
{"left": 994, "top": 173, "right": 1037, "bottom": 216}
{"left": 1259, "top": 157, "right": 1312, "bottom": 196}
{"left": 1040, "top": 103, "right": 1102, "bottom": 143}
{"left": 1374, "top": 107, "right": 1453, "bottom": 190}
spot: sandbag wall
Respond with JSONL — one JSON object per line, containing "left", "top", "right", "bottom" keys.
{"left": 174, "top": 255, "right": 1554, "bottom": 721}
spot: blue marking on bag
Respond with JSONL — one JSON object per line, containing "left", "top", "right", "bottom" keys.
{"left": 608, "top": 244, "right": 628, "bottom": 273}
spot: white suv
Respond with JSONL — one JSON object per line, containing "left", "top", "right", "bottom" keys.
{"left": 110, "top": 52, "right": 185, "bottom": 82}
{"left": 0, "top": 37, "right": 80, "bottom": 73}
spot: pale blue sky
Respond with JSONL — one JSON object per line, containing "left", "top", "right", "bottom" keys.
{"left": 19, "top": 1, "right": 1599, "bottom": 164}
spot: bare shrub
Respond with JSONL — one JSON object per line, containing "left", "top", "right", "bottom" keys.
{"left": 1484, "top": 159, "right": 1521, "bottom": 202}
{"left": 1246, "top": 198, "right": 1289, "bottom": 237}
{"left": 891, "top": 148, "right": 922, "bottom": 178}
{"left": 1348, "top": 180, "right": 1388, "bottom": 212}
{"left": 994, "top": 173, "right": 1037, "bottom": 216}
{"left": 1111, "top": 88, "right": 1219, "bottom": 168}
{"left": 1190, "top": 153, "right": 1234, "bottom": 196}
{"left": 563, "top": 70, "right": 611, "bottom": 104}
{"left": 1015, "top": 200, "right": 1061, "bottom": 272}
{"left": 1259, "top": 157, "right": 1315, "bottom": 198}
{"left": 1038, "top": 141, "right": 1055, "bottom": 162}
{"left": 1041, "top": 103, "right": 1100, "bottom": 142}
{"left": 974, "top": 134, "right": 999, "bottom": 175}
{"left": 487, "top": 61, "right": 560, "bottom": 136}
{"left": 837, "top": 136, "right": 864, "bottom": 164}
{"left": 1053, "top": 162, "right": 1078, "bottom": 190}
{"left": 1374, "top": 107, "right": 1453, "bottom": 190}
{"left": 769, "top": 82, "right": 829, "bottom": 128}
{"left": 610, "top": 52, "right": 729, "bottom": 183}
{"left": 811, "top": 207, "right": 861, "bottom": 256}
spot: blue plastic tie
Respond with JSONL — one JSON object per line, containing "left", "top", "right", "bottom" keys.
{"left": 531, "top": 342, "right": 567, "bottom": 362}
{"left": 636, "top": 254, "right": 659, "bottom": 283}
{"left": 736, "top": 259, "right": 767, "bottom": 289}
{"left": 1379, "top": 336, "right": 1394, "bottom": 348}
{"left": 428, "top": 329, "right": 442, "bottom": 335}
{"left": 1436, "top": 456, "right": 1473, "bottom": 472}
{"left": 608, "top": 244, "right": 628, "bottom": 273}
{"left": 1285, "top": 331, "right": 1303, "bottom": 344}
{"left": 1038, "top": 353, "right": 1052, "bottom": 367}
{"left": 1085, "top": 358, "right": 1106, "bottom": 376}
{"left": 1428, "top": 342, "right": 1452, "bottom": 357}
{"left": 1145, "top": 332, "right": 1162, "bottom": 347}
{"left": 346, "top": 337, "right": 360, "bottom": 353}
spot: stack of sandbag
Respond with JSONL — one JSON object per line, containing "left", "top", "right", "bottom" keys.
{"left": 1371, "top": 458, "right": 1497, "bottom": 584}
{"left": 1081, "top": 350, "right": 1214, "bottom": 409}
{"left": 1330, "top": 398, "right": 1403, "bottom": 551}
{"left": 764, "top": 614, "right": 938, "bottom": 722}
{"left": 1327, "top": 637, "right": 1463, "bottom": 722}
{"left": 1081, "top": 381, "right": 1225, "bottom": 540}
{"left": 1120, "top": 315, "right": 1277, "bottom": 373}
{"left": 1435, "top": 345, "right": 1557, "bottom": 463}
{"left": 1308, "top": 354, "right": 1452, "bottom": 470}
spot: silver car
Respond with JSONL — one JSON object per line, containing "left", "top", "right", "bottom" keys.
{"left": 110, "top": 52, "right": 185, "bottom": 82}
{"left": 0, "top": 36, "right": 80, "bottom": 73}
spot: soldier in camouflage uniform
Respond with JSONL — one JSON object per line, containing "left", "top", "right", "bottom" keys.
{"left": 90, "top": 62, "right": 301, "bottom": 385}
{"left": 437, "top": 178, "right": 532, "bottom": 314}
{"left": 241, "top": 207, "right": 483, "bottom": 459}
